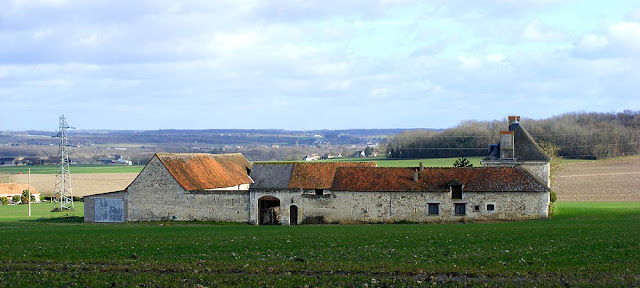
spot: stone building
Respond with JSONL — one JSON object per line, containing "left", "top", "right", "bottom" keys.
{"left": 481, "top": 116, "right": 552, "bottom": 187}
{"left": 248, "top": 161, "right": 378, "bottom": 225}
{"left": 84, "top": 153, "right": 253, "bottom": 223}
{"left": 248, "top": 163, "right": 549, "bottom": 224}
{"left": 84, "top": 117, "right": 551, "bottom": 224}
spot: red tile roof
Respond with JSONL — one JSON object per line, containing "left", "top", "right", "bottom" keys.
{"left": 331, "top": 167, "right": 548, "bottom": 192}
{"left": 288, "top": 161, "right": 378, "bottom": 189}
{"left": 156, "top": 153, "right": 252, "bottom": 191}
{"left": 0, "top": 183, "right": 39, "bottom": 195}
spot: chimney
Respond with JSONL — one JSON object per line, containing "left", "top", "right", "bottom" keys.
{"left": 414, "top": 170, "right": 419, "bottom": 183}
{"left": 419, "top": 162, "right": 424, "bottom": 172}
{"left": 508, "top": 115, "right": 520, "bottom": 126}
{"left": 500, "top": 131, "right": 514, "bottom": 159}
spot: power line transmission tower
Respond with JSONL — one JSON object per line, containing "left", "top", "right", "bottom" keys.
{"left": 53, "top": 114, "right": 75, "bottom": 211}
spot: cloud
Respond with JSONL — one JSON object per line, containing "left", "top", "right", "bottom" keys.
{"left": 0, "top": 1, "right": 638, "bottom": 130}
{"left": 573, "top": 21, "right": 640, "bottom": 59}
{"left": 523, "top": 19, "right": 563, "bottom": 41}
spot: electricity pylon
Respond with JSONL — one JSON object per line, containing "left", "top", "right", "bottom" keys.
{"left": 53, "top": 115, "right": 75, "bottom": 211}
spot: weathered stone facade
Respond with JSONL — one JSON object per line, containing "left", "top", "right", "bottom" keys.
{"left": 126, "top": 156, "right": 251, "bottom": 222}
{"left": 250, "top": 189, "right": 549, "bottom": 224}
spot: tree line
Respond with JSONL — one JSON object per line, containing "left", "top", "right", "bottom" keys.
{"left": 387, "top": 110, "right": 640, "bottom": 159}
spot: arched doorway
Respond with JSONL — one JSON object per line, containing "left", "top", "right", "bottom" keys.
{"left": 258, "top": 196, "right": 280, "bottom": 225}
{"left": 290, "top": 205, "right": 298, "bottom": 225}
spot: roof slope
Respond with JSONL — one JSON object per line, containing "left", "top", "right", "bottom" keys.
{"left": 249, "top": 163, "right": 295, "bottom": 189}
{"left": 250, "top": 161, "right": 377, "bottom": 189}
{"left": 484, "top": 122, "right": 551, "bottom": 162}
{"left": 156, "top": 153, "right": 252, "bottom": 191}
{"left": 331, "top": 166, "right": 549, "bottom": 192}
{"left": 0, "top": 183, "right": 39, "bottom": 195}
{"left": 511, "top": 123, "right": 551, "bottom": 162}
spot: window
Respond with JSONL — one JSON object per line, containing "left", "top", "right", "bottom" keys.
{"left": 428, "top": 203, "right": 439, "bottom": 215}
{"left": 487, "top": 204, "right": 495, "bottom": 211}
{"left": 455, "top": 203, "right": 466, "bottom": 215}
{"left": 451, "top": 185, "right": 463, "bottom": 199}
{"left": 474, "top": 205, "right": 480, "bottom": 212}
{"left": 315, "top": 189, "right": 323, "bottom": 195}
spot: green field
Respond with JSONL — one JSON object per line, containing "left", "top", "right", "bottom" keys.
{"left": 0, "top": 164, "right": 144, "bottom": 174}
{"left": 0, "top": 202, "right": 84, "bottom": 222}
{"left": 0, "top": 202, "right": 638, "bottom": 287}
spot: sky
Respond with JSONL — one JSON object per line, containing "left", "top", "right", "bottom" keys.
{"left": 1, "top": 0, "right": 639, "bottom": 131}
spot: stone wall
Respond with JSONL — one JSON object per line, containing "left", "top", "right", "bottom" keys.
{"left": 520, "top": 162, "right": 550, "bottom": 188}
{"left": 250, "top": 189, "right": 549, "bottom": 225}
{"left": 127, "top": 156, "right": 250, "bottom": 222}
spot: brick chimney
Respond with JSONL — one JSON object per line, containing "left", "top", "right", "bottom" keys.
{"left": 508, "top": 115, "right": 520, "bottom": 126}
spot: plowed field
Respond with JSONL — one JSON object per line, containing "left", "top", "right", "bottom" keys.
{"left": 9, "top": 173, "right": 137, "bottom": 197}
{"left": 554, "top": 155, "right": 640, "bottom": 201}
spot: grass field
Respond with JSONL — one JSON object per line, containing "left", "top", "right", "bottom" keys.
{"left": 0, "top": 164, "right": 144, "bottom": 174}
{"left": 0, "top": 202, "right": 638, "bottom": 287}
{"left": 0, "top": 202, "right": 84, "bottom": 222}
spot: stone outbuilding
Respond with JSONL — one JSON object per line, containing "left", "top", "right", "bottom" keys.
{"left": 84, "top": 153, "right": 253, "bottom": 223}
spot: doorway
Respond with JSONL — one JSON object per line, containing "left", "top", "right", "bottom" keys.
{"left": 258, "top": 196, "right": 281, "bottom": 225}
{"left": 290, "top": 205, "right": 298, "bottom": 225}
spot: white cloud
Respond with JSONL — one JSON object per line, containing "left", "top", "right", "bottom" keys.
{"left": 609, "top": 22, "right": 640, "bottom": 50}
{"left": 577, "top": 34, "right": 609, "bottom": 52}
{"left": 523, "top": 19, "right": 562, "bottom": 41}
{"left": 1, "top": 1, "right": 639, "bottom": 130}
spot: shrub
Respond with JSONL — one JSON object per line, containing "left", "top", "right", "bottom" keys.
{"left": 550, "top": 190, "right": 557, "bottom": 203}
{"left": 0, "top": 196, "right": 8, "bottom": 205}
{"left": 302, "top": 215, "right": 327, "bottom": 224}
{"left": 21, "top": 190, "right": 35, "bottom": 204}
{"left": 11, "top": 195, "right": 20, "bottom": 204}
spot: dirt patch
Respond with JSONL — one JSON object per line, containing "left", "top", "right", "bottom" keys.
{"left": 8, "top": 173, "right": 138, "bottom": 197}
{"left": 554, "top": 155, "right": 640, "bottom": 201}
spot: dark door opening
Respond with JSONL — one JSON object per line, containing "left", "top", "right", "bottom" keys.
{"left": 258, "top": 196, "right": 281, "bottom": 225}
{"left": 290, "top": 205, "right": 298, "bottom": 225}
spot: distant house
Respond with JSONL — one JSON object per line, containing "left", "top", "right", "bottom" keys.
{"left": 352, "top": 151, "right": 366, "bottom": 158}
{"left": 0, "top": 183, "right": 41, "bottom": 203}
{"left": 97, "top": 155, "right": 132, "bottom": 165}
{"left": 0, "top": 157, "right": 16, "bottom": 166}
{"left": 303, "top": 154, "right": 320, "bottom": 161}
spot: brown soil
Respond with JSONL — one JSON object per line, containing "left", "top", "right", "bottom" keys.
{"left": 9, "top": 173, "right": 138, "bottom": 197}
{"left": 554, "top": 155, "right": 640, "bottom": 201}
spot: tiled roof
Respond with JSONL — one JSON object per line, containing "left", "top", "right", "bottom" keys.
{"left": 156, "top": 153, "right": 252, "bottom": 191}
{"left": 289, "top": 161, "right": 377, "bottom": 189}
{"left": 331, "top": 167, "right": 549, "bottom": 192}
{"left": 484, "top": 122, "right": 551, "bottom": 162}
{"left": 0, "top": 183, "right": 39, "bottom": 195}
{"left": 250, "top": 161, "right": 377, "bottom": 189}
